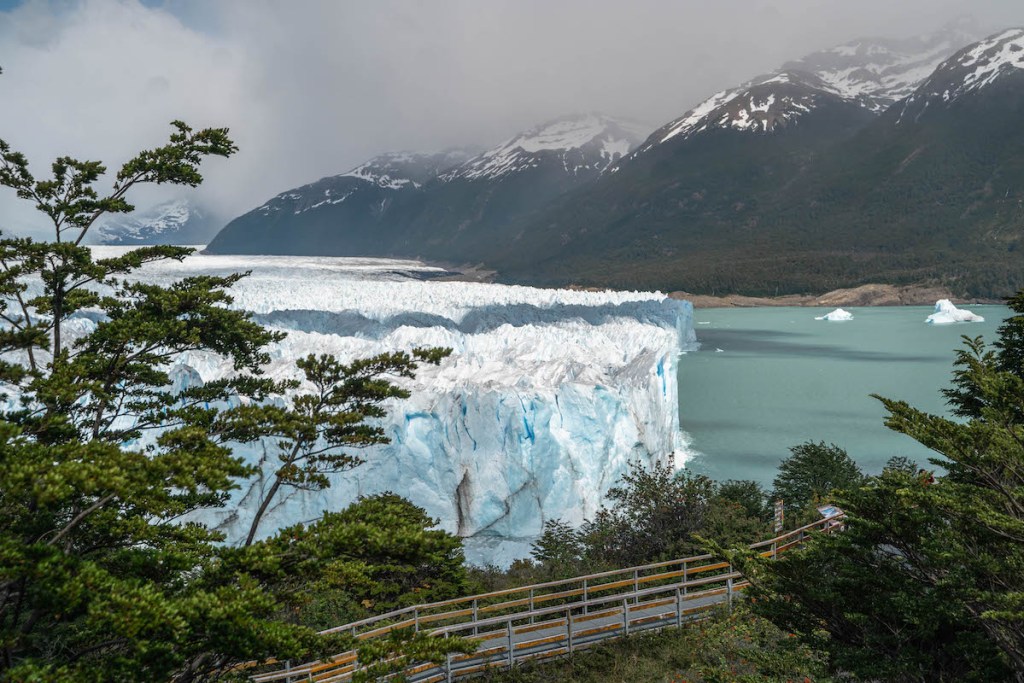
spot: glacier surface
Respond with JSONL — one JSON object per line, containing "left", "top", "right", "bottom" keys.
{"left": 84, "top": 248, "right": 696, "bottom": 565}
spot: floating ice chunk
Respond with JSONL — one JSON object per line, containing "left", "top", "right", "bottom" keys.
{"left": 926, "top": 299, "right": 984, "bottom": 324}
{"left": 815, "top": 308, "right": 854, "bottom": 321}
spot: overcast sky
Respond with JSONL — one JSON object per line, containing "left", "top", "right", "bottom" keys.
{"left": 2, "top": 0, "right": 1024, "bottom": 235}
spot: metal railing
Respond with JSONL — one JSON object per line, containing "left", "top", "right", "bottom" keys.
{"left": 251, "top": 515, "right": 842, "bottom": 682}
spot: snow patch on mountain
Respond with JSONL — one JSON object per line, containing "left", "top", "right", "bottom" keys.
{"left": 253, "top": 150, "right": 474, "bottom": 217}
{"left": 92, "top": 199, "right": 216, "bottom": 246}
{"left": 896, "top": 28, "right": 1024, "bottom": 123}
{"left": 644, "top": 72, "right": 839, "bottom": 148}
{"left": 342, "top": 150, "right": 473, "bottom": 190}
{"left": 783, "top": 20, "right": 981, "bottom": 112}
{"left": 637, "top": 21, "right": 980, "bottom": 152}
{"left": 444, "top": 114, "right": 648, "bottom": 182}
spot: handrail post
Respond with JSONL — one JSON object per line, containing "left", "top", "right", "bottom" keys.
{"left": 675, "top": 586, "right": 682, "bottom": 628}
{"left": 682, "top": 560, "right": 688, "bottom": 596}
{"left": 529, "top": 588, "right": 535, "bottom": 624}
{"left": 622, "top": 598, "right": 629, "bottom": 636}
{"left": 771, "top": 541, "right": 777, "bottom": 560}
{"left": 472, "top": 599, "right": 478, "bottom": 636}
{"left": 582, "top": 579, "right": 588, "bottom": 614}
{"left": 507, "top": 618, "right": 514, "bottom": 670}
{"left": 632, "top": 569, "right": 639, "bottom": 604}
{"left": 566, "top": 607, "right": 574, "bottom": 652}
{"left": 414, "top": 607, "right": 420, "bottom": 632}
{"left": 727, "top": 576, "right": 734, "bottom": 612}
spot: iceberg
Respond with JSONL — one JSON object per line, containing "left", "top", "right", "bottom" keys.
{"left": 77, "top": 248, "right": 696, "bottom": 565}
{"left": 815, "top": 308, "right": 853, "bottom": 321}
{"left": 926, "top": 299, "right": 984, "bottom": 324}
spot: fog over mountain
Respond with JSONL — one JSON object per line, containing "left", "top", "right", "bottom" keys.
{"left": 1, "top": 0, "right": 1024, "bottom": 236}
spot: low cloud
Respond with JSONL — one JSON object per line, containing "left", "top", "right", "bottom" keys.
{"left": 1, "top": 0, "right": 1022, "bottom": 235}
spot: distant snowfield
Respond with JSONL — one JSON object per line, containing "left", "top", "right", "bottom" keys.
{"left": 89, "top": 248, "right": 696, "bottom": 566}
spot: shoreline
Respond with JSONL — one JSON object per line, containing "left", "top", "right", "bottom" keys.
{"left": 668, "top": 284, "right": 1003, "bottom": 309}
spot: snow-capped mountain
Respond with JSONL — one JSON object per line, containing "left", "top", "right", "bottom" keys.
{"left": 489, "top": 27, "right": 1024, "bottom": 298}
{"left": 781, "top": 19, "right": 981, "bottom": 112}
{"left": 206, "top": 114, "right": 646, "bottom": 260}
{"left": 93, "top": 199, "right": 216, "bottom": 245}
{"left": 895, "top": 27, "right": 1024, "bottom": 123}
{"left": 205, "top": 150, "right": 473, "bottom": 256}
{"left": 443, "top": 114, "right": 647, "bottom": 182}
{"left": 247, "top": 150, "right": 473, "bottom": 220}
{"left": 645, "top": 71, "right": 855, "bottom": 146}
{"left": 371, "top": 113, "right": 650, "bottom": 260}
{"left": 636, "top": 20, "right": 979, "bottom": 152}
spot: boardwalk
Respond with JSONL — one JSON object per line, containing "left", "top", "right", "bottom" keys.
{"left": 251, "top": 516, "right": 840, "bottom": 682}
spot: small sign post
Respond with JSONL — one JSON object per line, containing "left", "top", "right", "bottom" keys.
{"left": 817, "top": 504, "right": 845, "bottom": 529}
{"left": 773, "top": 499, "right": 784, "bottom": 534}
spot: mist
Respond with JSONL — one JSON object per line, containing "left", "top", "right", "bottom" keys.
{"left": 1, "top": 0, "right": 1023, "bottom": 235}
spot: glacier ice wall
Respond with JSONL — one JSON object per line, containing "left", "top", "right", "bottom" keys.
{"left": 90, "top": 249, "right": 698, "bottom": 564}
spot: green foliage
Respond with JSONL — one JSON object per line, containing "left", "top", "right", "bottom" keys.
{"left": 517, "top": 465, "right": 770, "bottom": 582}
{"left": 226, "top": 493, "right": 470, "bottom": 631}
{"left": 529, "top": 519, "right": 585, "bottom": 580}
{"left": 240, "top": 348, "right": 450, "bottom": 546}
{"left": 945, "top": 290, "right": 1024, "bottom": 419}
{"left": 771, "top": 441, "right": 864, "bottom": 526}
{"left": 744, "top": 467, "right": 1009, "bottom": 681}
{"left": 714, "top": 480, "right": 769, "bottom": 521}
{"left": 747, "top": 296, "right": 1024, "bottom": 680}
{"left": 0, "top": 115, "right": 460, "bottom": 680}
{"left": 476, "top": 606, "right": 830, "bottom": 683}
{"left": 581, "top": 462, "right": 716, "bottom": 567}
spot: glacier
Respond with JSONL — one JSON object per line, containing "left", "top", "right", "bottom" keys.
{"left": 80, "top": 248, "right": 697, "bottom": 565}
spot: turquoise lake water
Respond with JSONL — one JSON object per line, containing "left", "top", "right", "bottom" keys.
{"left": 677, "top": 305, "right": 1012, "bottom": 485}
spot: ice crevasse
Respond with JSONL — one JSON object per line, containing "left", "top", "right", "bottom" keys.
{"left": 81, "top": 250, "right": 698, "bottom": 565}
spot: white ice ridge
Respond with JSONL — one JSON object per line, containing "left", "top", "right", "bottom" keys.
{"left": 81, "top": 248, "right": 697, "bottom": 565}
{"left": 926, "top": 299, "right": 985, "bottom": 324}
{"left": 815, "top": 308, "right": 853, "bottom": 321}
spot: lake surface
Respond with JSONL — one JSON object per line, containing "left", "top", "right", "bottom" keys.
{"left": 678, "top": 305, "right": 1012, "bottom": 486}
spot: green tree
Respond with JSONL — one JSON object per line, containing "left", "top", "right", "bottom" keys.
{"left": 221, "top": 493, "right": 469, "bottom": 631}
{"left": 582, "top": 461, "right": 714, "bottom": 566}
{"left": 715, "top": 478, "right": 770, "bottom": 521}
{"left": 743, "top": 466, "right": 1009, "bottom": 681}
{"left": 529, "top": 519, "right": 585, "bottom": 579}
{"left": 0, "top": 118, "right": 463, "bottom": 679}
{"left": 743, "top": 300, "right": 1024, "bottom": 680}
{"left": 705, "top": 479, "right": 772, "bottom": 546}
{"left": 241, "top": 348, "right": 450, "bottom": 546}
{"left": 771, "top": 441, "right": 864, "bottom": 525}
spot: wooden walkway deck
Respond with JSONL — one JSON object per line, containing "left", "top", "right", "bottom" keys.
{"left": 251, "top": 515, "right": 841, "bottom": 682}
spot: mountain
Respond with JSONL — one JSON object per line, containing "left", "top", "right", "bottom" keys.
{"left": 779, "top": 18, "right": 981, "bottom": 112}
{"left": 634, "top": 19, "right": 979, "bottom": 155}
{"left": 205, "top": 114, "right": 647, "bottom": 259}
{"left": 442, "top": 114, "right": 643, "bottom": 181}
{"left": 493, "top": 28, "right": 1024, "bottom": 298}
{"left": 380, "top": 114, "right": 648, "bottom": 261}
{"left": 895, "top": 27, "right": 1024, "bottom": 120}
{"left": 206, "top": 26, "right": 1024, "bottom": 298}
{"left": 92, "top": 199, "right": 216, "bottom": 245}
{"left": 204, "top": 150, "right": 473, "bottom": 255}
